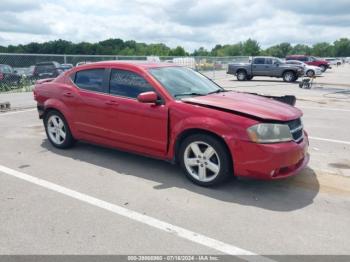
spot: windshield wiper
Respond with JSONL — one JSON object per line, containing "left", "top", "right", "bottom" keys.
{"left": 174, "top": 92, "right": 206, "bottom": 97}
{"left": 207, "top": 89, "right": 226, "bottom": 95}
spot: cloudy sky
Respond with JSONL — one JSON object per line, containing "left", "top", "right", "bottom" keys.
{"left": 0, "top": 0, "right": 349, "bottom": 50}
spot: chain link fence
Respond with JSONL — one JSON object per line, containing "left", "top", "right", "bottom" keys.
{"left": 0, "top": 53, "right": 249, "bottom": 93}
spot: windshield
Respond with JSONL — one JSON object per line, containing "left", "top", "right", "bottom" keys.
{"left": 149, "top": 66, "right": 223, "bottom": 98}
{"left": 36, "top": 65, "right": 56, "bottom": 73}
{"left": 274, "top": 58, "right": 284, "bottom": 64}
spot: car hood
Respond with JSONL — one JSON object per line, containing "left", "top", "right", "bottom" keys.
{"left": 182, "top": 91, "right": 302, "bottom": 121}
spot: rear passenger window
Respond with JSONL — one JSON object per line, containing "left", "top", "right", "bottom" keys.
{"left": 75, "top": 69, "right": 105, "bottom": 93}
{"left": 109, "top": 69, "right": 154, "bottom": 98}
{"left": 253, "top": 58, "right": 265, "bottom": 64}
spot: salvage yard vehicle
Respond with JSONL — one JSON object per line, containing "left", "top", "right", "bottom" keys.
{"left": 33, "top": 61, "right": 63, "bottom": 80}
{"left": 286, "top": 55, "right": 331, "bottom": 72}
{"left": 0, "top": 64, "right": 22, "bottom": 85}
{"left": 285, "top": 60, "right": 322, "bottom": 77}
{"left": 227, "top": 56, "right": 304, "bottom": 82}
{"left": 33, "top": 62, "right": 309, "bottom": 186}
{"left": 60, "top": 63, "right": 74, "bottom": 71}
{"left": 324, "top": 58, "right": 342, "bottom": 66}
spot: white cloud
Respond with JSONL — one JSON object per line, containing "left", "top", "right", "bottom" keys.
{"left": 0, "top": 0, "right": 349, "bottom": 51}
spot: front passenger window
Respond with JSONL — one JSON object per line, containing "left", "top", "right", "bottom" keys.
{"left": 109, "top": 69, "right": 154, "bottom": 98}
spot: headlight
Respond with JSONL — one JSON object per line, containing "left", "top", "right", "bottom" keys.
{"left": 247, "top": 123, "right": 293, "bottom": 143}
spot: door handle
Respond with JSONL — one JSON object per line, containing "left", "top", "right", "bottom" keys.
{"left": 63, "top": 92, "right": 73, "bottom": 97}
{"left": 105, "top": 100, "right": 119, "bottom": 106}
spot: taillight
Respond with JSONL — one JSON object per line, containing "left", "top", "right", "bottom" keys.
{"left": 0, "top": 72, "right": 3, "bottom": 80}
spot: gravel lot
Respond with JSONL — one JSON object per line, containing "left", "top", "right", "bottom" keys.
{"left": 1, "top": 64, "right": 350, "bottom": 259}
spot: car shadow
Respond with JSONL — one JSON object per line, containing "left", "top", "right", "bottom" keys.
{"left": 41, "top": 140, "right": 319, "bottom": 212}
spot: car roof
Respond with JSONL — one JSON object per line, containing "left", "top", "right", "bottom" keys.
{"left": 76, "top": 61, "right": 178, "bottom": 70}
{"left": 36, "top": 61, "right": 60, "bottom": 66}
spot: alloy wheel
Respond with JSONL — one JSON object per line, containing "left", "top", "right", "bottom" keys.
{"left": 284, "top": 72, "right": 294, "bottom": 82}
{"left": 183, "top": 141, "right": 221, "bottom": 183}
{"left": 47, "top": 115, "right": 66, "bottom": 145}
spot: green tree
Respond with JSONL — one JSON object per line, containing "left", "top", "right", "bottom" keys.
{"left": 211, "top": 43, "right": 243, "bottom": 56}
{"left": 311, "top": 42, "right": 333, "bottom": 57}
{"left": 192, "top": 47, "right": 209, "bottom": 56}
{"left": 291, "top": 44, "right": 311, "bottom": 55}
{"left": 263, "top": 42, "right": 292, "bottom": 58}
{"left": 333, "top": 38, "right": 350, "bottom": 57}
{"left": 242, "top": 39, "right": 260, "bottom": 56}
{"left": 1, "top": 37, "right": 349, "bottom": 57}
{"left": 170, "top": 46, "right": 187, "bottom": 56}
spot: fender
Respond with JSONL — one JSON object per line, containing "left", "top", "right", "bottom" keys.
{"left": 235, "top": 67, "right": 248, "bottom": 74}
{"left": 282, "top": 69, "right": 297, "bottom": 75}
{"left": 167, "top": 116, "right": 240, "bottom": 160}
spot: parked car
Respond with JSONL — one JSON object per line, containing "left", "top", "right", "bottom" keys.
{"left": 0, "top": 64, "right": 22, "bottom": 85}
{"left": 60, "top": 63, "right": 74, "bottom": 71}
{"left": 227, "top": 56, "right": 304, "bottom": 82}
{"left": 33, "top": 61, "right": 63, "bottom": 79}
{"left": 324, "top": 58, "right": 342, "bottom": 66}
{"left": 285, "top": 60, "right": 322, "bottom": 77}
{"left": 15, "top": 66, "right": 35, "bottom": 79}
{"left": 33, "top": 62, "right": 309, "bottom": 187}
{"left": 285, "top": 55, "right": 330, "bottom": 72}
{"left": 76, "top": 61, "right": 92, "bottom": 67}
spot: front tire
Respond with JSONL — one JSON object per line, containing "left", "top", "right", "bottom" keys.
{"left": 179, "top": 134, "right": 232, "bottom": 187}
{"left": 246, "top": 75, "right": 254, "bottom": 80}
{"left": 306, "top": 70, "right": 315, "bottom": 77}
{"left": 236, "top": 70, "right": 247, "bottom": 81}
{"left": 283, "top": 71, "right": 296, "bottom": 82}
{"left": 44, "top": 110, "right": 75, "bottom": 149}
{"left": 319, "top": 65, "right": 327, "bottom": 72}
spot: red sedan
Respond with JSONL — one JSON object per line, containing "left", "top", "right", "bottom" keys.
{"left": 33, "top": 61, "right": 309, "bottom": 186}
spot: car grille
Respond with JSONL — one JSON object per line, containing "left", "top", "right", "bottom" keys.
{"left": 286, "top": 118, "right": 304, "bottom": 143}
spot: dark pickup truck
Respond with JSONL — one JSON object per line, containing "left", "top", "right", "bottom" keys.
{"left": 227, "top": 57, "right": 304, "bottom": 82}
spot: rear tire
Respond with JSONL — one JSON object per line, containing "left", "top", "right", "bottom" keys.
{"left": 319, "top": 65, "right": 327, "bottom": 72}
{"left": 179, "top": 134, "right": 232, "bottom": 187}
{"left": 44, "top": 110, "right": 75, "bottom": 149}
{"left": 246, "top": 75, "right": 254, "bottom": 80}
{"left": 236, "top": 70, "right": 247, "bottom": 81}
{"left": 283, "top": 71, "right": 296, "bottom": 82}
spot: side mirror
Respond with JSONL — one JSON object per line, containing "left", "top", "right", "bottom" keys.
{"left": 137, "top": 91, "right": 158, "bottom": 104}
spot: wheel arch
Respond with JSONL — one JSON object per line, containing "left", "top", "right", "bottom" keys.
{"left": 306, "top": 69, "right": 315, "bottom": 75}
{"left": 236, "top": 68, "right": 248, "bottom": 74}
{"left": 42, "top": 99, "right": 77, "bottom": 137}
{"left": 173, "top": 128, "right": 233, "bottom": 166}
{"left": 282, "top": 69, "right": 296, "bottom": 75}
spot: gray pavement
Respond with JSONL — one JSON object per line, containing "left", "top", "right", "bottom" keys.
{"left": 0, "top": 64, "right": 350, "bottom": 258}
{"left": 0, "top": 92, "right": 35, "bottom": 110}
